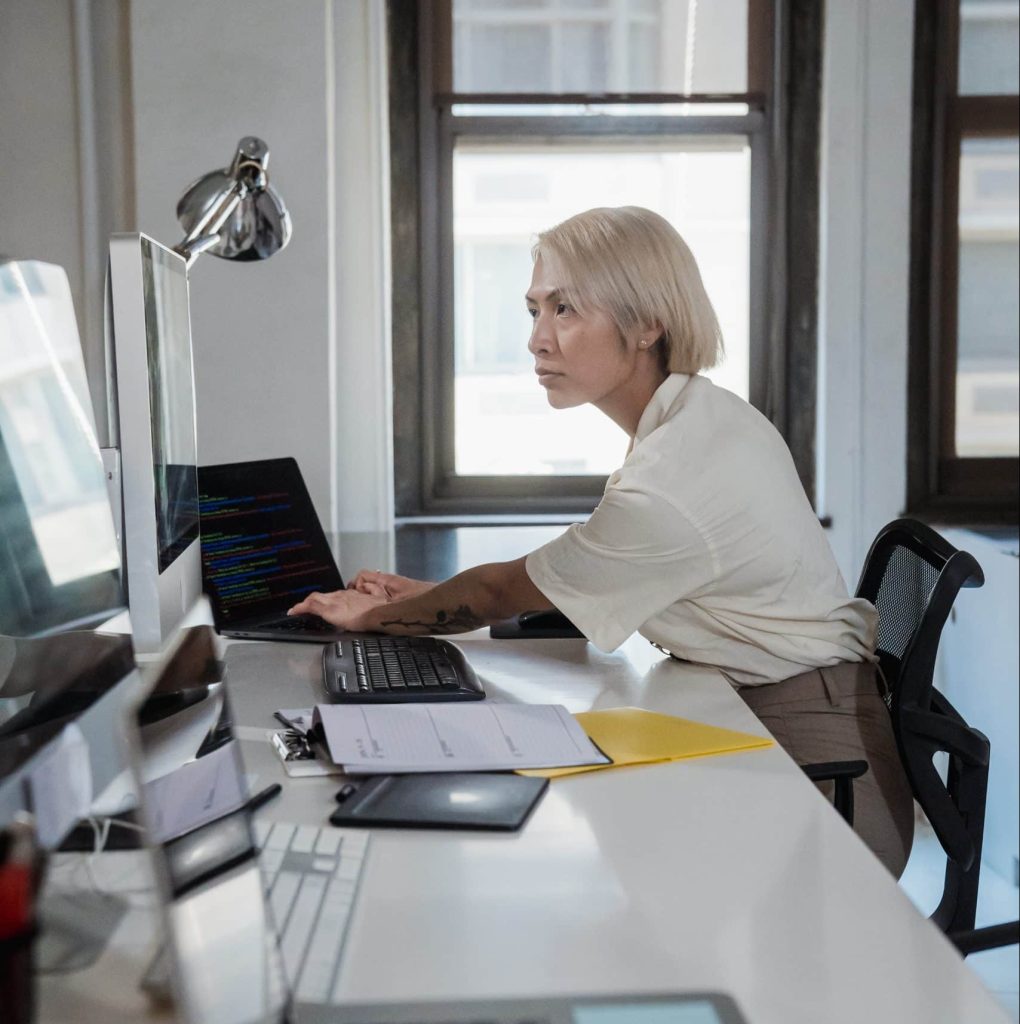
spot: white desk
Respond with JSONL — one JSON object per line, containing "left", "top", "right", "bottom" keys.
{"left": 217, "top": 632, "right": 1006, "bottom": 1024}
{"left": 35, "top": 624, "right": 1009, "bottom": 1023}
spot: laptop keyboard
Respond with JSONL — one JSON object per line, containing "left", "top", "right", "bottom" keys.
{"left": 255, "top": 820, "right": 369, "bottom": 1005}
{"left": 259, "top": 613, "right": 335, "bottom": 634}
{"left": 322, "top": 637, "right": 485, "bottom": 702}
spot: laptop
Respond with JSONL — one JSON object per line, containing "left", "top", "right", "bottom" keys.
{"left": 126, "top": 635, "right": 747, "bottom": 1024}
{"left": 197, "top": 457, "right": 348, "bottom": 641}
{"left": 124, "top": 625, "right": 370, "bottom": 1023}
{"left": 199, "top": 458, "right": 484, "bottom": 704}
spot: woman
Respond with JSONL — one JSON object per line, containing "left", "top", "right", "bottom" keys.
{"left": 289, "top": 206, "right": 914, "bottom": 878}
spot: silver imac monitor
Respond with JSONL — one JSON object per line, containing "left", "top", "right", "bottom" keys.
{"left": 0, "top": 257, "right": 141, "bottom": 847}
{"left": 107, "top": 233, "right": 202, "bottom": 655}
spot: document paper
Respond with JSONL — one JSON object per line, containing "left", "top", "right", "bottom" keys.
{"left": 313, "top": 703, "right": 611, "bottom": 773}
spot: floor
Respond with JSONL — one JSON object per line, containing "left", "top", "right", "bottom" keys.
{"left": 900, "top": 820, "right": 1020, "bottom": 1020}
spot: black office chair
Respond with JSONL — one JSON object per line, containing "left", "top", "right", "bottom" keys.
{"left": 806, "top": 518, "right": 1017, "bottom": 954}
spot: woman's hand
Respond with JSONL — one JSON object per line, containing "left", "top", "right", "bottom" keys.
{"left": 287, "top": 589, "right": 387, "bottom": 631}
{"left": 346, "top": 571, "right": 435, "bottom": 602}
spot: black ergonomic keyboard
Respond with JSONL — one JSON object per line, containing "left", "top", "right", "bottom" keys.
{"left": 321, "top": 636, "right": 485, "bottom": 703}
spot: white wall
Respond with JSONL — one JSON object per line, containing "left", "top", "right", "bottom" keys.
{"left": 816, "top": 0, "right": 915, "bottom": 585}
{"left": 0, "top": 0, "right": 393, "bottom": 545}
{"left": 0, "top": 1, "right": 86, "bottom": 373}
{"left": 129, "top": 0, "right": 392, "bottom": 540}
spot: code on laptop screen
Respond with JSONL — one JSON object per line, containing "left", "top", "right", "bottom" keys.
{"left": 197, "top": 459, "right": 343, "bottom": 625}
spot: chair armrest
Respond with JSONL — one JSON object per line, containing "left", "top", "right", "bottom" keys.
{"left": 800, "top": 760, "right": 869, "bottom": 826}
{"left": 949, "top": 920, "right": 1020, "bottom": 956}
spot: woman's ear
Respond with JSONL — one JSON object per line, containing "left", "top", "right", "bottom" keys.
{"left": 637, "top": 322, "right": 665, "bottom": 350}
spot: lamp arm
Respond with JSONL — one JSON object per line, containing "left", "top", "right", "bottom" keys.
{"left": 173, "top": 181, "right": 246, "bottom": 267}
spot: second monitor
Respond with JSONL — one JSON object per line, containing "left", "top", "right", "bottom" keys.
{"left": 106, "top": 233, "right": 202, "bottom": 655}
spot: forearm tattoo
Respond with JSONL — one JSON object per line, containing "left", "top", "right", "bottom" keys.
{"left": 379, "top": 604, "right": 484, "bottom": 634}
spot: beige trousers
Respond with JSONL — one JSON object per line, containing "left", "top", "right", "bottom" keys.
{"left": 737, "top": 661, "right": 915, "bottom": 879}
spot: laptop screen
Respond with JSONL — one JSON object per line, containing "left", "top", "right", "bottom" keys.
{"left": 197, "top": 458, "right": 344, "bottom": 626}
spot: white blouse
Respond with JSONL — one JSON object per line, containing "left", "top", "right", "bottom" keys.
{"left": 525, "top": 374, "right": 877, "bottom": 685}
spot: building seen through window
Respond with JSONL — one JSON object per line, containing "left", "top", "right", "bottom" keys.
{"left": 449, "top": 0, "right": 753, "bottom": 478}
{"left": 452, "top": 0, "right": 748, "bottom": 95}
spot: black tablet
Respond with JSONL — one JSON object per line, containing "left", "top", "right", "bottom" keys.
{"left": 328, "top": 772, "right": 548, "bottom": 831}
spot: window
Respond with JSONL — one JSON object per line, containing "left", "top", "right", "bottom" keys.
{"left": 909, "top": 0, "right": 1020, "bottom": 523}
{"left": 390, "top": 0, "right": 819, "bottom": 515}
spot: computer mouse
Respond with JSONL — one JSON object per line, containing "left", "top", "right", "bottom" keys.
{"left": 518, "top": 609, "right": 576, "bottom": 631}
{"left": 488, "top": 609, "right": 586, "bottom": 639}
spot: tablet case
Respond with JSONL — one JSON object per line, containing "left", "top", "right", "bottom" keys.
{"left": 328, "top": 773, "right": 548, "bottom": 831}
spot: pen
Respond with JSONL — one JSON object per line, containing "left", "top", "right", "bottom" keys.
{"left": 246, "top": 783, "right": 283, "bottom": 814}
{"left": 274, "top": 711, "right": 306, "bottom": 734}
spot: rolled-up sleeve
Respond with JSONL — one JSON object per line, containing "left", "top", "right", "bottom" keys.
{"left": 525, "top": 480, "right": 715, "bottom": 652}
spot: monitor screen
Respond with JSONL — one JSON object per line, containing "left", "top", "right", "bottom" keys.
{"left": 0, "top": 259, "right": 123, "bottom": 637}
{"left": 0, "top": 258, "right": 135, "bottom": 791}
{"left": 140, "top": 238, "right": 199, "bottom": 573}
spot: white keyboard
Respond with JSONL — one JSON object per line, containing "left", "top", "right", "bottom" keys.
{"left": 254, "top": 820, "right": 369, "bottom": 1005}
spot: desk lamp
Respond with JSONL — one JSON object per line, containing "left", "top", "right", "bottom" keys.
{"left": 172, "top": 136, "right": 291, "bottom": 268}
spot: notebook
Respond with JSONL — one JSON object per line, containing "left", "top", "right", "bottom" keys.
{"left": 197, "top": 458, "right": 347, "bottom": 641}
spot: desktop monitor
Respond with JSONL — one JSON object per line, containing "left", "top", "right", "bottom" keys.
{"left": 106, "top": 233, "right": 202, "bottom": 654}
{"left": 0, "top": 257, "right": 141, "bottom": 846}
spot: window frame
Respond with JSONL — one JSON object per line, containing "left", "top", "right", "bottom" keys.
{"left": 907, "top": 0, "right": 1020, "bottom": 525}
{"left": 389, "top": 0, "right": 822, "bottom": 517}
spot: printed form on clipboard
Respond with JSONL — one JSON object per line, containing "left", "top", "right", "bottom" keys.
{"left": 312, "top": 703, "right": 611, "bottom": 773}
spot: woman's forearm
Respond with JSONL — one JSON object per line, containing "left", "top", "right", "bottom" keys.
{"left": 288, "top": 556, "right": 551, "bottom": 632}
{"left": 362, "top": 558, "right": 548, "bottom": 635}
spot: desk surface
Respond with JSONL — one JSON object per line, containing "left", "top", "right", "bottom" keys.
{"left": 35, "top": 581, "right": 1009, "bottom": 1024}
{"left": 221, "top": 632, "right": 1004, "bottom": 1024}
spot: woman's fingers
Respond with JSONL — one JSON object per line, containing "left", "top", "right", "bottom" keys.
{"left": 347, "top": 575, "right": 391, "bottom": 598}
{"left": 287, "top": 588, "right": 384, "bottom": 630}
{"left": 288, "top": 591, "right": 327, "bottom": 616}
{"left": 349, "top": 569, "right": 382, "bottom": 591}
{"left": 358, "top": 580, "right": 391, "bottom": 598}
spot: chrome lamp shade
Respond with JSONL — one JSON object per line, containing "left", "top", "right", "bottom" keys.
{"left": 174, "top": 136, "right": 291, "bottom": 266}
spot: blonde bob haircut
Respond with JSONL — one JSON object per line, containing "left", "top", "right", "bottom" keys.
{"left": 532, "top": 206, "right": 723, "bottom": 374}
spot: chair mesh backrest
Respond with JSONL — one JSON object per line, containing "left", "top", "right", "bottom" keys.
{"left": 871, "top": 543, "right": 943, "bottom": 665}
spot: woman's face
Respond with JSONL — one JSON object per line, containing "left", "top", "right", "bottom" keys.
{"left": 526, "top": 257, "right": 642, "bottom": 411}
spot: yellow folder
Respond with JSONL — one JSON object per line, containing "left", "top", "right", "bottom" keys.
{"left": 518, "top": 706, "right": 773, "bottom": 779}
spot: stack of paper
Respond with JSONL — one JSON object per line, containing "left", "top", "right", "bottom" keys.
{"left": 312, "top": 703, "right": 611, "bottom": 774}
{"left": 518, "top": 706, "right": 773, "bottom": 779}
